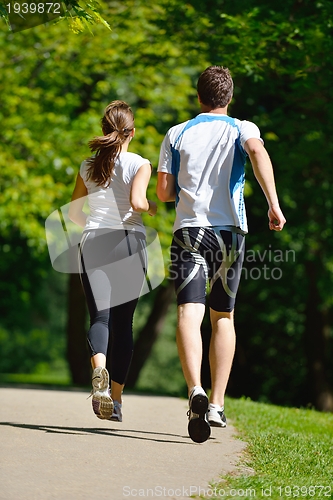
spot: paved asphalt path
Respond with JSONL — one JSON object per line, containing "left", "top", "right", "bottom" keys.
{"left": 0, "top": 386, "right": 248, "bottom": 500}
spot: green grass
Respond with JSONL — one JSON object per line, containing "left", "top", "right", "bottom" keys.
{"left": 0, "top": 361, "right": 71, "bottom": 387}
{"left": 0, "top": 373, "right": 71, "bottom": 386}
{"left": 203, "top": 397, "right": 333, "bottom": 500}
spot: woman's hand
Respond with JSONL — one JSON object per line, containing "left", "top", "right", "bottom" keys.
{"left": 147, "top": 200, "right": 157, "bottom": 216}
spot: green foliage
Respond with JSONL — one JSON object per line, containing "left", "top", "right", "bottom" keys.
{"left": 0, "top": 1, "right": 10, "bottom": 28}
{"left": 0, "top": 2, "right": 203, "bottom": 382}
{"left": 133, "top": 299, "right": 186, "bottom": 397}
{"left": 217, "top": 0, "right": 333, "bottom": 407}
{"left": 1, "top": 0, "right": 333, "bottom": 407}
{"left": 210, "top": 397, "right": 333, "bottom": 500}
{"left": 0, "top": 232, "right": 68, "bottom": 376}
{"left": 0, "top": 327, "right": 65, "bottom": 373}
{"left": 61, "top": 0, "right": 111, "bottom": 33}
{"left": 0, "top": 0, "right": 111, "bottom": 33}
{"left": 0, "top": 2, "right": 204, "bottom": 252}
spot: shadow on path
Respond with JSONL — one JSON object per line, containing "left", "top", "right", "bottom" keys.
{"left": 0, "top": 421, "right": 213, "bottom": 445}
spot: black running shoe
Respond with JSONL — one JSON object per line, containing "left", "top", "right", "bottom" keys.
{"left": 187, "top": 386, "right": 211, "bottom": 443}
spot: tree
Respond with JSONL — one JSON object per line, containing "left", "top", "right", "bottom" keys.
{"left": 0, "top": 0, "right": 111, "bottom": 33}
{"left": 1, "top": 0, "right": 332, "bottom": 410}
{"left": 0, "top": 1, "right": 206, "bottom": 383}
{"left": 155, "top": 0, "right": 333, "bottom": 410}
{"left": 196, "top": 0, "right": 333, "bottom": 411}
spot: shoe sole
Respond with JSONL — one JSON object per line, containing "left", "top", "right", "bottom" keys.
{"left": 92, "top": 392, "right": 114, "bottom": 420}
{"left": 188, "top": 393, "right": 210, "bottom": 443}
{"left": 188, "top": 417, "right": 211, "bottom": 443}
{"left": 208, "top": 419, "right": 227, "bottom": 428}
{"left": 109, "top": 415, "right": 122, "bottom": 422}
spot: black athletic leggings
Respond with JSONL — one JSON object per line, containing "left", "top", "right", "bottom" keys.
{"left": 79, "top": 228, "right": 146, "bottom": 385}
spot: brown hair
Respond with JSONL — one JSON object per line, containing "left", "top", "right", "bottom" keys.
{"left": 86, "top": 100, "right": 134, "bottom": 187}
{"left": 197, "top": 66, "right": 234, "bottom": 109}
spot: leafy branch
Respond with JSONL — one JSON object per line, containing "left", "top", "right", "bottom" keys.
{"left": 60, "top": 0, "right": 111, "bottom": 33}
{"left": 0, "top": 0, "right": 111, "bottom": 33}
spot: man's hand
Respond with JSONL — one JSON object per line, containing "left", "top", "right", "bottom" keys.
{"left": 268, "top": 205, "right": 286, "bottom": 231}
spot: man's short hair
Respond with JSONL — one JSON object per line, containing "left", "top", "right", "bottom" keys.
{"left": 197, "top": 66, "right": 234, "bottom": 109}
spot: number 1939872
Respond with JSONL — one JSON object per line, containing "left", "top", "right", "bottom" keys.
{"left": 6, "top": 2, "right": 61, "bottom": 14}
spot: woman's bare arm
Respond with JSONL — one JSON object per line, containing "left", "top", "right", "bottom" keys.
{"left": 130, "top": 163, "right": 157, "bottom": 216}
{"left": 68, "top": 173, "right": 88, "bottom": 228}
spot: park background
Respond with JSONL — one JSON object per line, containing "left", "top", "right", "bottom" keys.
{"left": 0, "top": 0, "right": 333, "bottom": 413}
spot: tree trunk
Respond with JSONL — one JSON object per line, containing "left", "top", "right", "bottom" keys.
{"left": 126, "top": 281, "right": 175, "bottom": 388}
{"left": 304, "top": 261, "right": 333, "bottom": 412}
{"left": 66, "top": 272, "right": 90, "bottom": 386}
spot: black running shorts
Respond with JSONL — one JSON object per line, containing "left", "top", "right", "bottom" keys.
{"left": 170, "top": 226, "right": 245, "bottom": 312}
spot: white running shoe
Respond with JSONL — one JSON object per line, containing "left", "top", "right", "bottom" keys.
{"left": 91, "top": 367, "right": 113, "bottom": 420}
{"left": 207, "top": 404, "right": 227, "bottom": 427}
{"left": 187, "top": 386, "right": 211, "bottom": 443}
{"left": 110, "top": 401, "right": 122, "bottom": 422}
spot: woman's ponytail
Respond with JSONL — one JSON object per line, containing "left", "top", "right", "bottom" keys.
{"left": 86, "top": 101, "right": 134, "bottom": 187}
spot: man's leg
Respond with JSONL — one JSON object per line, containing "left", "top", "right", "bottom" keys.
{"left": 177, "top": 302, "right": 211, "bottom": 443}
{"left": 176, "top": 302, "right": 206, "bottom": 394}
{"left": 171, "top": 228, "right": 213, "bottom": 442}
{"left": 207, "top": 230, "right": 244, "bottom": 427}
{"left": 209, "top": 308, "right": 235, "bottom": 407}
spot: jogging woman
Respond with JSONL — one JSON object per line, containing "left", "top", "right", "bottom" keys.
{"left": 69, "top": 100, "right": 157, "bottom": 422}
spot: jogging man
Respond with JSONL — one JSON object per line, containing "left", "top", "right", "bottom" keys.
{"left": 157, "top": 66, "right": 286, "bottom": 443}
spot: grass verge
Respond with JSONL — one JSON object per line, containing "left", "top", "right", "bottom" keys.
{"left": 0, "top": 371, "right": 71, "bottom": 387}
{"left": 202, "top": 397, "right": 333, "bottom": 500}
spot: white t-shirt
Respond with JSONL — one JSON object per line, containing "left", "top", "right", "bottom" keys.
{"left": 80, "top": 151, "right": 149, "bottom": 234}
{"left": 158, "top": 113, "right": 263, "bottom": 234}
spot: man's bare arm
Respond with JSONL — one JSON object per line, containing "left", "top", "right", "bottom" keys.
{"left": 244, "top": 138, "right": 286, "bottom": 231}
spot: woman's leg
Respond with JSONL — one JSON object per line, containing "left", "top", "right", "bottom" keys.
{"left": 106, "top": 231, "right": 146, "bottom": 403}
{"left": 79, "top": 239, "right": 113, "bottom": 419}
{"left": 91, "top": 353, "right": 106, "bottom": 369}
{"left": 107, "top": 298, "right": 138, "bottom": 403}
{"left": 79, "top": 231, "right": 112, "bottom": 362}
{"left": 80, "top": 268, "right": 111, "bottom": 361}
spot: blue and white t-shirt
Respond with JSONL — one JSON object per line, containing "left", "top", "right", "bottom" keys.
{"left": 158, "top": 113, "right": 263, "bottom": 234}
{"left": 80, "top": 151, "right": 149, "bottom": 234}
